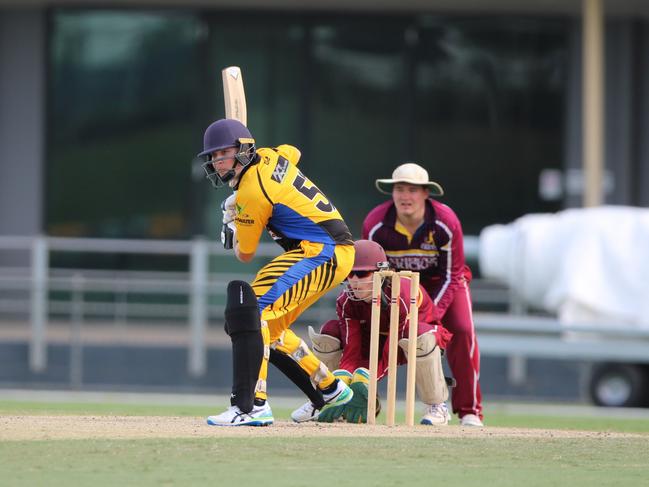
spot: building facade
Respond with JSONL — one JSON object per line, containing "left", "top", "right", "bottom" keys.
{"left": 1, "top": 1, "right": 648, "bottom": 245}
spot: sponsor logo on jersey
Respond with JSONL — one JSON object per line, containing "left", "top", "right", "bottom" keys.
{"left": 388, "top": 255, "right": 438, "bottom": 270}
{"left": 235, "top": 216, "right": 255, "bottom": 226}
{"left": 235, "top": 204, "right": 254, "bottom": 225}
{"left": 271, "top": 156, "right": 289, "bottom": 183}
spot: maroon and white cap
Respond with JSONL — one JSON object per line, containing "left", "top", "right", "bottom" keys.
{"left": 352, "top": 240, "right": 388, "bottom": 271}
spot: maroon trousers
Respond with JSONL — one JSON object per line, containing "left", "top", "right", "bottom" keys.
{"left": 442, "top": 279, "right": 482, "bottom": 419}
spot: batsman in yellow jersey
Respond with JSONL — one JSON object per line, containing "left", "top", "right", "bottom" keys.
{"left": 197, "top": 119, "right": 355, "bottom": 426}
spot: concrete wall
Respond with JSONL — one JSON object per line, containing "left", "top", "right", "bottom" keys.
{"left": 0, "top": 9, "right": 44, "bottom": 236}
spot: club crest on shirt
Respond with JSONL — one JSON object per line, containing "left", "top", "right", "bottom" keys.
{"left": 421, "top": 230, "right": 436, "bottom": 250}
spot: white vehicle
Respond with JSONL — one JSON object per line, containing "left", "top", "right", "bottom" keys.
{"left": 477, "top": 206, "right": 649, "bottom": 407}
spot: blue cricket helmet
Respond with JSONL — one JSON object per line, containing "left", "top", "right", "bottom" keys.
{"left": 198, "top": 119, "right": 256, "bottom": 188}
{"left": 198, "top": 119, "right": 253, "bottom": 157}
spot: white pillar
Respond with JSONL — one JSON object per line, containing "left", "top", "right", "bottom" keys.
{"left": 188, "top": 238, "right": 208, "bottom": 376}
{"left": 29, "top": 236, "right": 48, "bottom": 372}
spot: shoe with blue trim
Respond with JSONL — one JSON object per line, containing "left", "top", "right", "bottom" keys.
{"left": 420, "top": 402, "right": 451, "bottom": 426}
{"left": 207, "top": 402, "right": 274, "bottom": 427}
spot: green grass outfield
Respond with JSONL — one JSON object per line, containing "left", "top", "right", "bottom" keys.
{"left": 1, "top": 399, "right": 648, "bottom": 487}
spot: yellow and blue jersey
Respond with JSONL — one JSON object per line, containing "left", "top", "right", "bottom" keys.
{"left": 234, "top": 145, "right": 352, "bottom": 255}
{"left": 232, "top": 145, "right": 353, "bottom": 319}
{"left": 228, "top": 144, "right": 355, "bottom": 401}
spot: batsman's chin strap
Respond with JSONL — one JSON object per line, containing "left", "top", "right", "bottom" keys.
{"left": 231, "top": 156, "right": 258, "bottom": 191}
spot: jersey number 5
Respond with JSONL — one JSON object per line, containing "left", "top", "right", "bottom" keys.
{"left": 293, "top": 173, "right": 335, "bottom": 212}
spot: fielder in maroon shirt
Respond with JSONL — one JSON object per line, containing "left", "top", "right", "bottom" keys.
{"left": 362, "top": 162, "right": 483, "bottom": 426}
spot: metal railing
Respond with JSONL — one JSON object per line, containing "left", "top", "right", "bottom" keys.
{"left": 0, "top": 236, "right": 281, "bottom": 377}
{"left": 1, "top": 236, "right": 490, "bottom": 379}
{"left": 4, "top": 234, "right": 648, "bottom": 396}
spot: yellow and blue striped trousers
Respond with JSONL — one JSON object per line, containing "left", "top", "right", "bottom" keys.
{"left": 251, "top": 241, "right": 354, "bottom": 401}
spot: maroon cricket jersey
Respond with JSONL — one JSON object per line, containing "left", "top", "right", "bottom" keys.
{"left": 362, "top": 199, "right": 471, "bottom": 321}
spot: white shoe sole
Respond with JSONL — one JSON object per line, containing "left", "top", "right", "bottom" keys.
{"left": 291, "top": 414, "right": 319, "bottom": 423}
{"left": 420, "top": 418, "right": 449, "bottom": 426}
{"left": 206, "top": 416, "right": 274, "bottom": 427}
{"left": 460, "top": 421, "right": 483, "bottom": 427}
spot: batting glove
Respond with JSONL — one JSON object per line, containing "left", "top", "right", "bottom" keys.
{"left": 220, "top": 193, "right": 238, "bottom": 250}
{"left": 221, "top": 193, "right": 237, "bottom": 225}
{"left": 221, "top": 220, "right": 237, "bottom": 250}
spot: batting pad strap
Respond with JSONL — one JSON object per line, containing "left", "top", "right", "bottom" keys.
{"left": 311, "top": 362, "right": 329, "bottom": 385}
{"left": 269, "top": 330, "right": 285, "bottom": 351}
{"left": 271, "top": 330, "right": 312, "bottom": 363}
{"left": 255, "top": 379, "right": 267, "bottom": 394}
{"left": 290, "top": 340, "right": 311, "bottom": 363}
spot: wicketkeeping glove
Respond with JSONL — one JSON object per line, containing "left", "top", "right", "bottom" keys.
{"left": 317, "top": 403, "right": 345, "bottom": 423}
{"left": 341, "top": 381, "right": 381, "bottom": 424}
{"left": 315, "top": 370, "right": 352, "bottom": 423}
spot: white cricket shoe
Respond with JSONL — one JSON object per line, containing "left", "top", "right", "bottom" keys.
{"left": 420, "top": 403, "right": 451, "bottom": 426}
{"left": 460, "top": 414, "right": 484, "bottom": 427}
{"left": 320, "top": 379, "right": 353, "bottom": 412}
{"left": 207, "top": 402, "right": 274, "bottom": 427}
{"left": 291, "top": 380, "right": 354, "bottom": 423}
{"left": 290, "top": 402, "right": 322, "bottom": 423}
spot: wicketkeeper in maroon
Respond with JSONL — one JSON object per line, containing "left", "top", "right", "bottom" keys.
{"left": 362, "top": 163, "right": 484, "bottom": 426}
{"left": 324, "top": 249, "right": 452, "bottom": 381}
{"left": 293, "top": 239, "right": 454, "bottom": 425}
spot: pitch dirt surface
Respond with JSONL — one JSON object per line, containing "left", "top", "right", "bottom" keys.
{"left": 1, "top": 415, "right": 643, "bottom": 441}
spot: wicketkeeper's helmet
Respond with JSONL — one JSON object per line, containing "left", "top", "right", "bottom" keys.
{"left": 344, "top": 240, "right": 389, "bottom": 301}
{"left": 352, "top": 240, "right": 388, "bottom": 271}
{"left": 198, "top": 118, "right": 256, "bottom": 188}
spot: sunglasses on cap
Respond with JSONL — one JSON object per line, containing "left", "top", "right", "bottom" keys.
{"left": 347, "top": 270, "right": 374, "bottom": 279}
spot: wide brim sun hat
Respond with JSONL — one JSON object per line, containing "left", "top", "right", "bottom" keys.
{"left": 375, "top": 162, "right": 444, "bottom": 196}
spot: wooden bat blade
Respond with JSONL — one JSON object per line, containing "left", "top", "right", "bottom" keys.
{"left": 221, "top": 66, "right": 247, "bottom": 126}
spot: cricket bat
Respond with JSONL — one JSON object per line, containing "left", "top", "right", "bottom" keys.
{"left": 222, "top": 66, "right": 247, "bottom": 126}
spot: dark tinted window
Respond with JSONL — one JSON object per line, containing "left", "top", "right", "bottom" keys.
{"left": 48, "top": 11, "right": 568, "bottom": 240}
{"left": 48, "top": 11, "right": 203, "bottom": 238}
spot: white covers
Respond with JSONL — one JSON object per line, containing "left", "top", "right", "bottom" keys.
{"left": 479, "top": 206, "right": 649, "bottom": 329}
